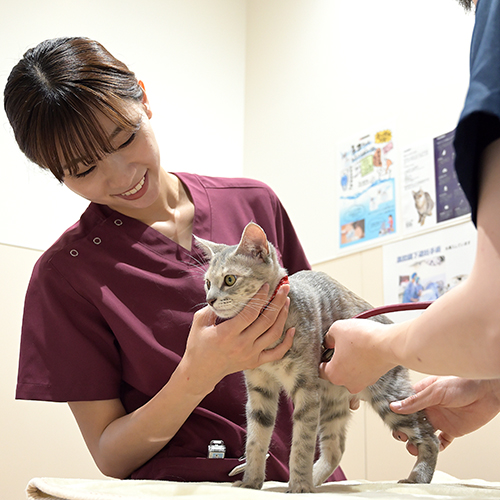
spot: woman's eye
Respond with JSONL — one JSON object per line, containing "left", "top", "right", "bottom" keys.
{"left": 74, "top": 165, "right": 96, "bottom": 179}
{"left": 224, "top": 275, "right": 237, "bottom": 287}
{"left": 119, "top": 132, "right": 136, "bottom": 149}
{"left": 205, "top": 279, "right": 211, "bottom": 290}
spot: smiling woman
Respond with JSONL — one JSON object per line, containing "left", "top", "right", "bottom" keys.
{"left": 59, "top": 102, "right": 165, "bottom": 220}
{"left": 4, "top": 37, "right": 346, "bottom": 485}
{"left": 4, "top": 37, "right": 144, "bottom": 183}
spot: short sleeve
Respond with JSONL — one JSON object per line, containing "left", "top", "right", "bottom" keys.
{"left": 16, "top": 256, "right": 122, "bottom": 402}
{"left": 454, "top": 0, "right": 500, "bottom": 224}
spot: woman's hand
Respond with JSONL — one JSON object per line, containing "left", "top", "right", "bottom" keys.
{"left": 182, "top": 283, "right": 294, "bottom": 395}
{"left": 390, "top": 376, "right": 500, "bottom": 454}
{"left": 319, "top": 318, "right": 397, "bottom": 394}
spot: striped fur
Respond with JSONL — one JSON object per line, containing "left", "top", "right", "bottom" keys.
{"left": 196, "top": 223, "right": 439, "bottom": 493}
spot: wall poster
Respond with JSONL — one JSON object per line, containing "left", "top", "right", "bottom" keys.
{"left": 401, "top": 140, "right": 437, "bottom": 234}
{"left": 338, "top": 127, "right": 397, "bottom": 249}
{"left": 382, "top": 221, "right": 476, "bottom": 321}
{"left": 434, "top": 130, "right": 471, "bottom": 222}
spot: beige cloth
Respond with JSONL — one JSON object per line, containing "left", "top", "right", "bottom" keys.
{"left": 26, "top": 472, "right": 500, "bottom": 500}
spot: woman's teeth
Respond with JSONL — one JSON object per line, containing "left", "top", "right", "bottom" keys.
{"left": 122, "top": 176, "right": 145, "bottom": 196}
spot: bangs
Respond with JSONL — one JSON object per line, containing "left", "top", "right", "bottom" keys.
{"left": 26, "top": 93, "right": 140, "bottom": 181}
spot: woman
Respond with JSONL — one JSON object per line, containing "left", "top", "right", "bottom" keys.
{"left": 5, "top": 37, "right": 346, "bottom": 483}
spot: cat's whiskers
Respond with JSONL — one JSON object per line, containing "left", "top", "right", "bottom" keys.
{"left": 197, "top": 222, "right": 439, "bottom": 492}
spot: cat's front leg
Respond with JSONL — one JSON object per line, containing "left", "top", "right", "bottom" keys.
{"left": 287, "top": 377, "right": 321, "bottom": 493}
{"left": 233, "top": 369, "right": 280, "bottom": 490}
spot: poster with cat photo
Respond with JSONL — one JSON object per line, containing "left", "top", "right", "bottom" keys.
{"left": 401, "top": 140, "right": 437, "bottom": 234}
{"left": 338, "top": 127, "right": 397, "bottom": 249}
{"left": 401, "top": 130, "right": 471, "bottom": 235}
{"left": 382, "top": 221, "right": 476, "bottom": 323}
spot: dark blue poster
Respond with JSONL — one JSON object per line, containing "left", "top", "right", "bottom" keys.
{"left": 433, "top": 130, "right": 471, "bottom": 223}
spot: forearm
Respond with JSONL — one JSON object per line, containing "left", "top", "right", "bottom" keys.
{"left": 94, "top": 358, "right": 214, "bottom": 478}
{"left": 79, "top": 292, "right": 292, "bottom": 479}
{"left": 386, "top": 138, "right": 500, "bottom": 379}
{"left": 386, "top": 240, "right": 500, "bottom": 379}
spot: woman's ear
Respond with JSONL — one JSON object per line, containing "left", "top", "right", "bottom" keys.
{"left": 138, "top": 80, "right": 152, "bottom": 119}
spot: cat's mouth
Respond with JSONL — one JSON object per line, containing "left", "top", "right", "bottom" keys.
{"left": 209, "top": 303, "right": 243, "bottom": 320}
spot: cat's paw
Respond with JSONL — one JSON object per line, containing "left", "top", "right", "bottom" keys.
{"left": 287, "top": 480, "right": 316, "bottom": 493}
{"left": 232, "top": 480, "right": 263, "bottom": 490}
{"left": 397, "top": 479, "right": 418, "bottom": 484}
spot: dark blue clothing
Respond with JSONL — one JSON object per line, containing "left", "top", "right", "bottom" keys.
{"left": 454, "top": 0, "right": 500, "bottom": 225}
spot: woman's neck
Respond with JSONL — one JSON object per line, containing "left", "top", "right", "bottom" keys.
{"left": 118, "top": 169, "right": 196, "bottom": 250}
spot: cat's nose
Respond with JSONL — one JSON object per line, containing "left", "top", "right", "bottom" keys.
{"left": 208, "top": 298, "right": 217, "bottom": 307}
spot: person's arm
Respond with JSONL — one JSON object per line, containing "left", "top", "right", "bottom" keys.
{"left": 69, "top": 284, "right": 294, "bottom": 479}
{"left": 390, "top": 376, "right": 500, "bottom": 454}
{"left": 320, "top": 138, "right": 500, "bottom": 394}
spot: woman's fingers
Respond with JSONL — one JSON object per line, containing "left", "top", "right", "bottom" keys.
{"left": 258, "top": 327, "right": 295, "bottom": 365}
{"left": 253, "top": 292, "right": 290, "bottom": 350}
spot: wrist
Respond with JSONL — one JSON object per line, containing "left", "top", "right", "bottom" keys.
{"left": 172, "top": 357, "right": 219, "bottom": 398}
{"left": 377, "top": 320, "right": 408, "bottom": 369}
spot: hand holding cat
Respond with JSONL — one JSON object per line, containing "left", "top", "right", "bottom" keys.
{"left": 319, "top": 318, "right": 397, "bottom": 394}
{"left": 182, "top": 283, "right": 295, "bottom": 395}
{"left": 390, "top": 376, "right": 500, "bottom": 454}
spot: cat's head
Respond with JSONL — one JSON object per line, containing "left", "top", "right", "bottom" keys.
{"left": 195, "top": 222, "right": 285, "bottom": 319}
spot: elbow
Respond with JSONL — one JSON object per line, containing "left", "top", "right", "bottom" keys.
{"left": 94, "top": 458, "right": 135, "bottom": 480}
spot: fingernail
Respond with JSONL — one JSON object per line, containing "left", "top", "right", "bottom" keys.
{"left": 390, "top": 401, "right": 402, "bottom": 411}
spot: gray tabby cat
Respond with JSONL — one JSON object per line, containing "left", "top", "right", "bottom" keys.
{"left": 413, "top": 188, "right": 434, "bottom": 225}
{"left": 195, "top": 222, "right": 439, "bottom": 493}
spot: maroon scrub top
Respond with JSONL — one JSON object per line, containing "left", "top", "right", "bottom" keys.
{"left": 16, "top": 172, "right": 346, "bottom": 483}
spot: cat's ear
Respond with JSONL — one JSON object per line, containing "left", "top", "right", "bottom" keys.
{"left": 236, "top": 223, "right": 269, "bottom": 260}
{"left": 194, "top": 235, "right": 223, "bottom": 261}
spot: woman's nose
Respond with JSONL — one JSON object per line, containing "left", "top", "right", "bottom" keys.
{"left": 100, "top": 153, "right": 135, "bottom": 191}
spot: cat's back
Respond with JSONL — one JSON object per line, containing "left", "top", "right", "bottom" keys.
{"left": 287, "top": 270, "right": 380, "bottom": 326}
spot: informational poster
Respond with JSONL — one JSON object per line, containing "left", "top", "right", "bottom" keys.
{"left": 383, "top": 222, "right": 476, "bottom": 316}
{"left": 401, "top": 140, "right": 437, "bottom": 234}
{"left": 434, "top": 130, "right": 471, "bottom": 222}
{"left": 339, "top": 127, "right": 397, "bottom": 249}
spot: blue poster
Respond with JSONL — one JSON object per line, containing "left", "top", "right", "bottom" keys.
{"left": 433, "top": 130, "right": 471, "bottom": 223}
{"left": 339, "top": 128, "right": 397, "bottom": 249}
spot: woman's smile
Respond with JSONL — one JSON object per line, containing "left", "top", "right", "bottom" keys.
{"left": 114, "top": 172, "right": 148, "bottom": 200}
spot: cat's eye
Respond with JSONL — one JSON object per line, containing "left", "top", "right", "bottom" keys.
{"left": 224, "top": 275, "right": 237, "bottom": 287}
{"left": 205, "top": 279, "right": 211, "bottom": 290}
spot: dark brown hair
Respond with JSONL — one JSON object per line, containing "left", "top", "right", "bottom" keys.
{"left": 456, "top": 0, "right": 474, "bottom": 11}
{"left": 4, "top": 37, "right": 144, "bottom": 181}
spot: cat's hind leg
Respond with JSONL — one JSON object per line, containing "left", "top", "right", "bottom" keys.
{"left": 233, "top": 369, "right": 280, "bottom": 490}
{"left": 366, "top": 367, "right": 439, "bottom": 484}
{"left": 312, "top": 382, "right": 351, "bottom": 487}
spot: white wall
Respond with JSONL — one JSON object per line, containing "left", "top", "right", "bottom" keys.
{"left": 1, "top": 2, "right": 246, "bottom": 498}
{"left": 2, "top": 1, "right": 498, "bottom": 499}
{"left": 0, "top": 0, "right": 246, "bottom": 251}
{"left": 244, "top": 0, "right": 475, "bottom": 263}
